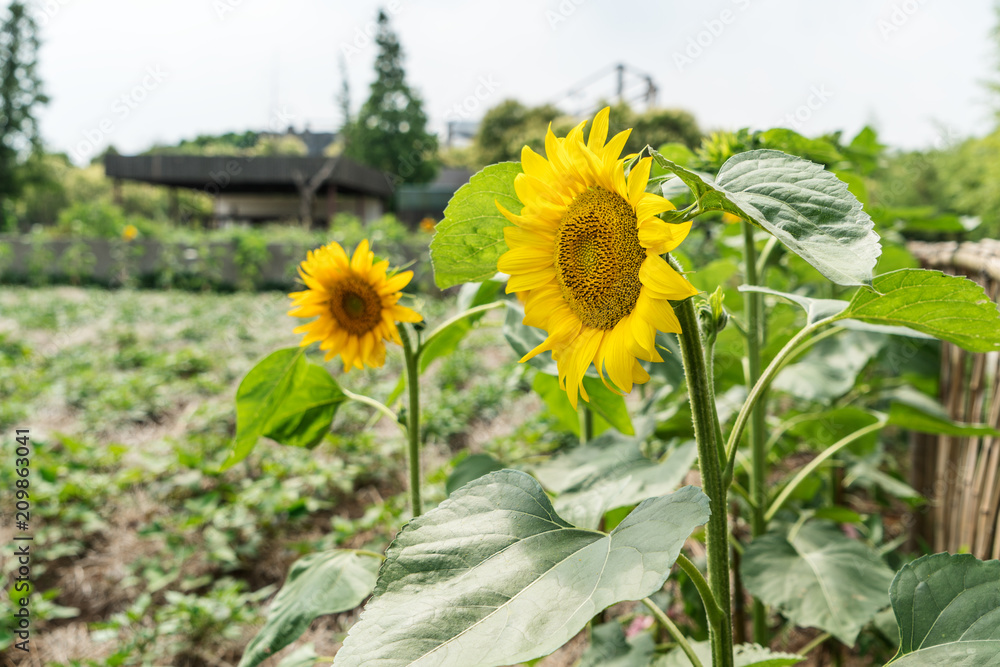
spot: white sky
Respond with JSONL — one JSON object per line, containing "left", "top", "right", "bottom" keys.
{"left": 33, "top": 0, "right": 999, "bottom": 165}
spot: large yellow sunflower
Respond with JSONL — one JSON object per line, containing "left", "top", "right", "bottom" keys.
{"left": 497, "top": 107, "right": 698, "bottom": 408}
{"left": 288, "top": 239, "right": 422, "bottom": 371}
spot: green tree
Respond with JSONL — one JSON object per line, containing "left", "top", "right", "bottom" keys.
{"left": 473, "top": 99, "right": 562, "bottom": 166}
{"left": 0, "top": 1, "right": 48, "bottom": 229}
{"left": 472, "top": 99, "right": 701, "bottom": 168}
{"left": 342, "top": 9, "right": 437, "bottom": 184}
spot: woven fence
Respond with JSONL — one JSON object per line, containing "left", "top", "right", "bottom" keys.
{"left": 908, "top": 239, "right": 1000, "bottom": 558}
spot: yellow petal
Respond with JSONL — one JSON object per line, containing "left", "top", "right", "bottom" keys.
{"left": 588, "top": 107, "right": 610, "bottom": 152}
{"left": 638, "top": 255, "right": 699, "bottom": 301}
{"left": 638, "top": 219, "right": 693, "bottom": 255}
{"left": 626, "top": 157, "right": 652, "bottom": 204}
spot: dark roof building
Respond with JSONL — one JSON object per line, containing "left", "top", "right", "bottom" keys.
{"left": 106, "top": 154, "right": 392, "bottom": 226}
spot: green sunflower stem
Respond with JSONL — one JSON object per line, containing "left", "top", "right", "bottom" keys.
{"left": 580, "top": 405, "right": 594, "bottom": 444}
{"left": 673, "top": 294, "right": 734, "bottom": 667}
{"left": 399, "top": 324, "right": 423, "bottom": 517}
{"left": 741, "top": 221, "right": 769, "bottom": 646}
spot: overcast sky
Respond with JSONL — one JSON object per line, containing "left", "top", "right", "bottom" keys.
{"left": 33, "top": 0, "right": 999, "bottom": 164}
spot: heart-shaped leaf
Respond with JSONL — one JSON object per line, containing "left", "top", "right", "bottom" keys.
{"left": 333, "top": 470, "right": 710, "bottom": 667}
{"left": 652, "top": 149, "right": 881, "bottom": 286}
{"left": 430, "top": 163, "right": 521, "bottom": 288}
{"left": 887, "top": 553, "right": 1000, "bottom": 666}
{"left": 239, "top": 550, "right": 380, "bottom": 667}
{"left": 836, "top": 269, "right": 1000, "bottom": 353}
{"left": 226, "top": 348, "right": 345, "bottom": 468}
{"left": 742, "top": 521, "right": 895, "bottom": 646}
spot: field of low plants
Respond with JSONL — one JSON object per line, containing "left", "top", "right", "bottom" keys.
{"left": 0, "top": 285, "right": 560, "bottom": 665}
{"left": 3, "top": 121, "right": 1000, "bottom": 667}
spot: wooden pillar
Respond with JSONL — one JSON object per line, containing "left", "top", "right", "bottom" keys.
{"left": 326, "top": 184, "right": 338, "bottom": 227}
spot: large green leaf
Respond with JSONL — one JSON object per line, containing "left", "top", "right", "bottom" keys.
{"left": 419, "top": 280, "right": 502, "bottom": 373}
{"left": 714, "top": 150, "right": 880, "bottom": 286}
{"left": 658, "top": 641, "right": 804, "bottom": 667}
{"left": 430, "top": 163, "right": 522, "bottom": 289}
{"left": 885, "top": 388, "right": 1000, "bottom": 437}
{"left": 837, "top": 269, "right": 1000, "bottom": 353}
{"left": 529, "top": 419, "right": 696, "bottom": 529}
{"left": 887, "top": 553, "right": 1000, "bottom": 666}
{"left": 226, "top": 348, "right": 345, "bottom": 468}
{"left": 741, "top": 521, "right": 895, "bottom": 646}
{"left": 773, "top": 331, "right": 886, "bottom": 402}
{"left": 579, "top": 621, "right": 655, "bottom": 667}
{"left": 333, "top": 470, "right": 710, "bottom": 667}
{"left": 238, "top": 550, "right": 380, "bottom": 667}
{"left": 652, "top": 149, "right": 881, "bottom": 286}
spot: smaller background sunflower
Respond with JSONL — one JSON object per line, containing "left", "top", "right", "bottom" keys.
{"left": 288, "top": 239, "right": 421, "bottom": 371}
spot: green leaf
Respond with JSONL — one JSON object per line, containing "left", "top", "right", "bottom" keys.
{"left": 787, "top": 407, "right": 883, "bottom": 456}
{"left": 837, "top": 269, "right": 1000, "bottom": 353}
{"left": 581, "top": 377, "right": 635, "bottom": 436}
{"left": 885, "top": 388, "right": 1000, "bottom": 437}
{"left": 738, "top": 285, "right": 848, "bottom": 325}
{"left": 419, "top": 281, "right": 502, "bottom": 373}
{"left": 530, "top": 419, "right": 697, "bottom": 529}
{"left": 887, "top": 553, "right": 1000, "bottom": 666}
{"left": 430, "top": 163, "right": 522, "bottom": 289}
{"left": 274, "top": 644, "right": 320, "bottom": 667}
{"left": 445, "top": 453, "right": 505, "bottom": 496}
{"left": 533, "top": 371, "right": 583, "bottom": 433}
{"left": 759, "top": 128, "right": 843, "bottom": 166}
{"left": 658, "top": 641, "right": 804, "bottom": 667}
{"left": 652, "top": 149, "right": 881, "bottom": 286}
{"left": 845, "top": 461, "right": 923, "bottom": 503}
{"left": 741, "top": 521, "right": 895, "bottom": 646}
{"left": 226, "top": 348, "right": 346, "bottom": 468}
{"left": 714, "top": 150, "right": 880, "bottom": 286}
{"left": 238, "top": 550, "right": 380, "bottom": 667}
{"left": 503, "top": 301, "right": 557, "bottom": 375}
{"left": 333, "top": 470, "right": 711, "bottom": 667}
{"left": 773, "top": 331, "right": 886, "bottom": 402}
{"left": 579, "top": 621, "right": 655, "bottom": 667}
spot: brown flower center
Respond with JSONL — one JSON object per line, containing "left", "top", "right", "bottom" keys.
{"left": 554, "top": 186, "right": 644, "bottom": 330}
{"left": 329, "top": 276, "right": 383, "bottom": 335}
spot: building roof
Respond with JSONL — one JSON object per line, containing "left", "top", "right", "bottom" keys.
{"left": 105, "top": 154, "right": 393, "bottom": 198}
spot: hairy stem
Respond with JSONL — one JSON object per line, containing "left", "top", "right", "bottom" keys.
{"left": 399, "top": 325, "right": 422, "bottom": 516}
{"left": 676, "top": 553, "right": 723, "bottom": 629}
{"left": 741, "top": 222, "right": 769, "bottom": 645}
{"left": 673, "top": 295, "right": 734, "bottom": 667}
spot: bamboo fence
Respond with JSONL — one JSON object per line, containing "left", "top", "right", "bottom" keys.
{"left": 907, "top": 239, "right": 1000, "bottom": 558}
